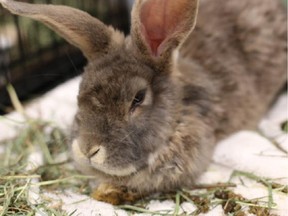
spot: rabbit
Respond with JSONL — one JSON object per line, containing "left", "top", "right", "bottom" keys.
{"left": 0, "top": 0, "right": 286, "bottom": 205}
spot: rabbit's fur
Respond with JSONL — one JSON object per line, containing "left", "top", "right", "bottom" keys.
{"left": 1, "top": 0, "right": 286, "bottom": 203}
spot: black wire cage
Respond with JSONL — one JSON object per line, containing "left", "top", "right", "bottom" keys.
{"left": 0, "top": 0, "right": 131, "bottom": 114}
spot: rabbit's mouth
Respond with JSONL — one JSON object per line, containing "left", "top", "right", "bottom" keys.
{"left": 90, "top": 162, "right": 137, "bottom": 176}
{"left": 72, "top": 139, "right": 138, "bottom": 177}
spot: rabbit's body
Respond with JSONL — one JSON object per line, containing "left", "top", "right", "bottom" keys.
{"left": 181, "top": 0, "right": 287, "bottom": 139}
{"left": 89, "top": 0, "right": 287, "bottom": 195}
{"left": 1, "top": 0, "right": 286, "bottom": 204}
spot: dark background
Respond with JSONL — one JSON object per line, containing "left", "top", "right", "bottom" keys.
{"left": 0, "top": 0, "right": 131, "bottom": 114}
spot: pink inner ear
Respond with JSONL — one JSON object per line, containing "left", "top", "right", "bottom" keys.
{"left": 140, "top": 0, "right": 189, "bottom": 56}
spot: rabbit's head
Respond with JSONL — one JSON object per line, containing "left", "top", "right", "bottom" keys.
{"left": 0, "top": 0, "right": 199, "bottom": 178}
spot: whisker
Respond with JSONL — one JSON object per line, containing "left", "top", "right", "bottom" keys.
{"left": 65, "top": 51, "right": 81, "bottom": 74}
{"left": 119, "top": 129, "right": 137, "bottom": 143}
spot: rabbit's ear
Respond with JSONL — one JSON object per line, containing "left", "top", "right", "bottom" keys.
{"left": 131, "top": 0, "right": 199, "bottom": 60}
{"left": 0, "top": 0, "right": 124, "bottom": 60}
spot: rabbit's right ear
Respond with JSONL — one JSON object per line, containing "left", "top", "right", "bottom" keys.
{"left": 0, "top": 0, "right": 124, "bottom": 60}
{"left": 130, "top": 0, "right": 199, "bottom": 64}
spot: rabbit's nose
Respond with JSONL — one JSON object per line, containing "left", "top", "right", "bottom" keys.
{"left": 72, "top": 139, "right": 106, "bottom": 164}
{"left": 89, "top": 146, "right": 106, "bottom": 164}
{"left": 88, "top": 146, "right": 101, "bottom": 158}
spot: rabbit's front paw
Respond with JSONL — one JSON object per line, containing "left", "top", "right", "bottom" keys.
{"left": 91, "top": 183, "right": 140, "bottom": 205}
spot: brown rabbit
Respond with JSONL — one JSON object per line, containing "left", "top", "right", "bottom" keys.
{"left": 1, "top": 0, "right": 286, "bottom": 205}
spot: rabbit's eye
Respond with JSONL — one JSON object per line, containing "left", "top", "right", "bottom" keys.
{"left": 131, "top": 89, "right": 146, "bottom": 111}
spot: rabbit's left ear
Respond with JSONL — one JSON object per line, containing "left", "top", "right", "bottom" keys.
{"left": 0, "top": 0, "right": 124, "bottom": 61}
{"left": 131, "top": 0, "right": 199, "bottom": 60}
